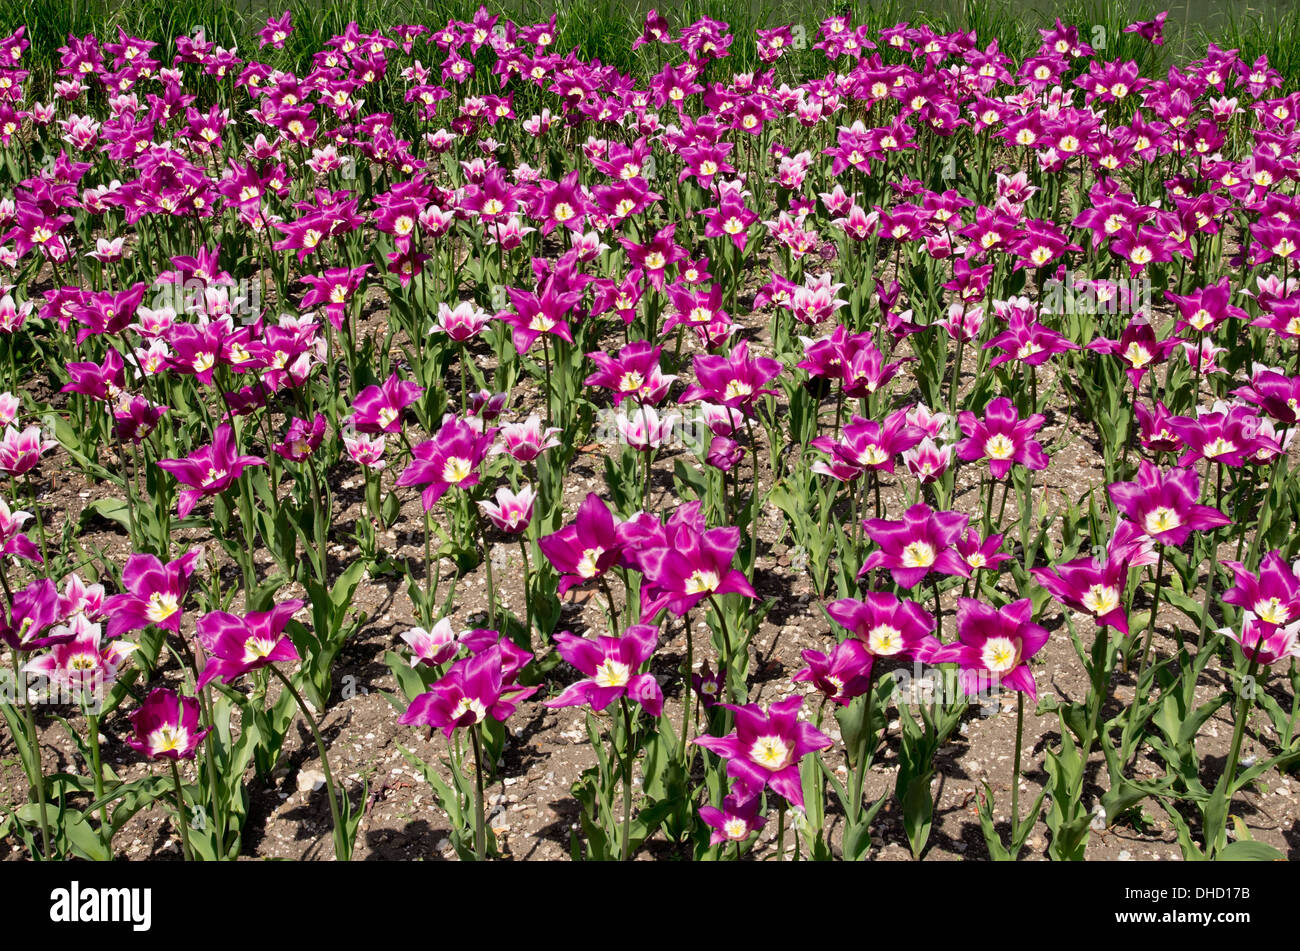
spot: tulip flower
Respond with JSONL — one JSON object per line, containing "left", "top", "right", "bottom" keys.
{"left": 544, "top": 625, "right": 663, "bottom": 715}
{"left": 538, "top": 493, "right": 626, "bottom": 595}
{"left": 693, "top": 696, "right": 832, "bottom": 809}
{"left": 692, "top": 661, "right": 725, "bottom": 708}
{"left": 402, "top": 618, "right": 462, "bottom": 668}
{"left": 477, "top": 485, "right": 535, "bottom": 534}
{"left": 930, "top": 598, "right": 1050, "bottom": 701}
{"left": 350, "top": 372, "right": 424, "bottom": 434}
{"left": 811, "top": 410, "right": 925, "bottom": 479}
{"left": 792, "top": 639, "right": 873, "bottom": 705}
{"left": 0, "top": 424, "right": 56, "bottom": 476}
{"left": 902, "top": 437, "right": 952, "bottom": 484}
{"left": 637, "top": 522, "right": 756, "bottom": 618}
{"left": 0, "top": 578, "right": 66, "bottom": 650}
{"left": 396, "top": 415, "right": 496, "bottom": 510}
{"left": 955, "top": 397, "right": 1049, "bottom": 479}
{"left": 584, "top": 341, "right": 676, "bottom": 406}
{"left": 1108, "top": 461, "right": 1230, "bottom": 546}
{"left": 1221, "top": 613, "right": 1300, "bottom": 667}
{"left": 1222, "top": 551, "right": 1300, "bottom": 629}
{"left": 1232, "top": 364, "right": 1300, "bottom": 424}
{"left": 956, "top": 529, "right": 1011, "bottom": 574}
{"left": 126, "top": 688, "right": 210, "bottom": 760}
{"left": 195, "top": 600, "right": 304, "bottom": 689}
{"left": 700, "top": 790, "right": 766, "bottom": 846}
{"left": 827, "top": 592, "right": 938, "bottom": 658}
{"left": 678, "top": 340, "right": 783, "bottom": 416}
{"left": 1086, "top": 315, "right": 1180, "bottom": 390}
{"left": 491, "top": 415, "right": 561, "bottom": 462}
{"left": 1169, "top": 403, "right": 1270, "bottom": 468}
{"left": 0, "top": 496, "right": 39, "bottom": 563}
{"left": 23, "top": 615, "right": 134, "bottom": 702}
{"left": 398, "top": 642, "right": 537, "bottom": 736}
{"left": 860, "top": 503, "right": 970, "bottom": 588}
{"left": 102, "top": 550, "right": 201, "bottom": 638}
{"left": 344, "top": 432, "right": 387, "bottom": 469}
{"left": 273, "top": 414, "right": 326, "bottom": 462}
{"left": 432, "top": 300, "right": 492, "bottom": 342}
{"left": 1032, "top": 551, "right": 1131, "bottom": 634}
{"left": 157, "top": 424, "right": 265, "bottom": 518}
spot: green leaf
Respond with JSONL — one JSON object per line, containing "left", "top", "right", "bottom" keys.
{"left": 901, "top": 768, "right": 934, "bottom": 860}
{"left": 78, "top": 498, "right": 132, "bottom": 533}
{"left": 1216, "top": 840, "right": 1284, "bottom": 861}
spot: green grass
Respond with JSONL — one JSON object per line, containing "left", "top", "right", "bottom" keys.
{"left": 1204, "top": 2, "right": 1300, "bottom": 84}
{"left": 0, "top": 0, "right": 1297, "bottom": 88}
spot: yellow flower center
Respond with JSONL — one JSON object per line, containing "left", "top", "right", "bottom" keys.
{"left": 981, "top": 636, "right": 1020, "bottom": 673}
{"left": 1082, "top": 584, "right": 1119, "bottom": 616}
{"left": 577, "top": 547, "right": 605, "bottom": 578}
{"left": 1144, "top": 506, "right": 1181, "bottom": 535}
{"left": 594, "top": 659, "right": 631, "bottom": 688}
{"left": 867, "top": 625, "right": 903, "bottom": 655}
{"left": 901, "top": 541, "right": 936, "bottom": 568}
{"left": 147, "top": 592, "right": 180, "bottom": 623}
{"left": 749, "top": 735, "right": 792, "bottom": 770}
{"left": 984, "top": 434, "right": 1016, "bottom": 460}
{"left": 441, "top": 456, "right": 472, "bottom": 484}
{"left": 1256, "top": 597, "right": 1290, "bottom": 625}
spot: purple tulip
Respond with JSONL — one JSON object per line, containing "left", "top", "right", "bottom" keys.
{"left": 700, "top": 789, "right": 766, "bottom": 845}
{"left": 678, "top": 340, "right": 783, "bottom": 416}
{"left": 538, "top": 493, "right": 626, "bottom": 595}
{"left": 1108, "top": 461, "right": 1230, "bottom": 546}
{"left": 126, "top": 688, "right": 210, "bottom": 760}
{"left": 1222, "top": 550, "right": 1300, "bottom": 630}
{"left": 396, "top": 415, "right": 496, "bottom": 510}
{"left": 694, "top": 696, "right": 832, "bottom": 809}
{"left": 101, "top": 550, "right": 201, "bottom": 638}
{"left": 1, "top": 578, "right": 69, "bottom": 650}
{"left": 157, "top": 424, "right": 265, "bottom": 518}
{"left": 195, "top": 600, "right": 304, "bottom": 689}
{"left": 860, "top": 502, "right": 970, "bottom": 589}
{"left": 544, "top": 625, "right": 663, "bottom": 715}
{"left": 1032, "top": 551, "right": 1131, "bottom": 634}
{"left": 399, "top": 642, "right": 537, "bottom": 737}
{"left": 955, "top": 397, "right": 1049, "bottom": 479}
{"left": 827, "top": 592, "right": 938, "bottom": 658}
{"left": 930, "top": 598, "right": 1050, "bottom": 701}
{"left": 350, "top": 372, "right": 424, "bottom": 435}
{"left": 637, "top": 521, "right": 756, "bottom": 618}
{"left": 792, "top": 639, "right": 874, "bottom": 705}
{"left": 273, "top": 414, "right": 326, "bottom": 462}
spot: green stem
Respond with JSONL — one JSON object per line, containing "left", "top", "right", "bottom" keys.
{"left": 518, "top": 538, "right": 533, "bottom": 650}
{"left": 13, "top": 651, "right": 50, "bottom": 859}
{"left": 1135, "top": 546, "right": 1166, "bottom": 685}
{"left": 481, "top": 519, "right": 496, "bottom": 631}
{"left": 198, "top": 690, "right": 227, "bottom": 859}
{"left": 601, "top": 579, "right": 620, "bottom": 639}
{"left": 775, "top": 799, "right": 786, "bottom": 861}
{"left": 1220, "top": 659, "right": 1260, "bottom": 836}
{"left": 679, "top": 617, "right": 693, "bottom": 763}
{"left": 87, "top": 711, "right": 109, "bottom": 849}
{"left": 470, "top": 723, "right": 487, "bottom": 861}
{"left": 708, "top": 594, "right": 738, "bottom": 701}
{"left": 849, "top": 676, "right": 876, "bottom": 823}
{"left": 620, "top": 697, "right": 634, "bottom": 862}
{"left": 169, "top": 760, "right": 192, "bottom": 861}
{"left": 270, "top": 666, "right": 347, "bottom": 860}
{"left": 1011, "top": 691, "right": 1024, "bottom": 840}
